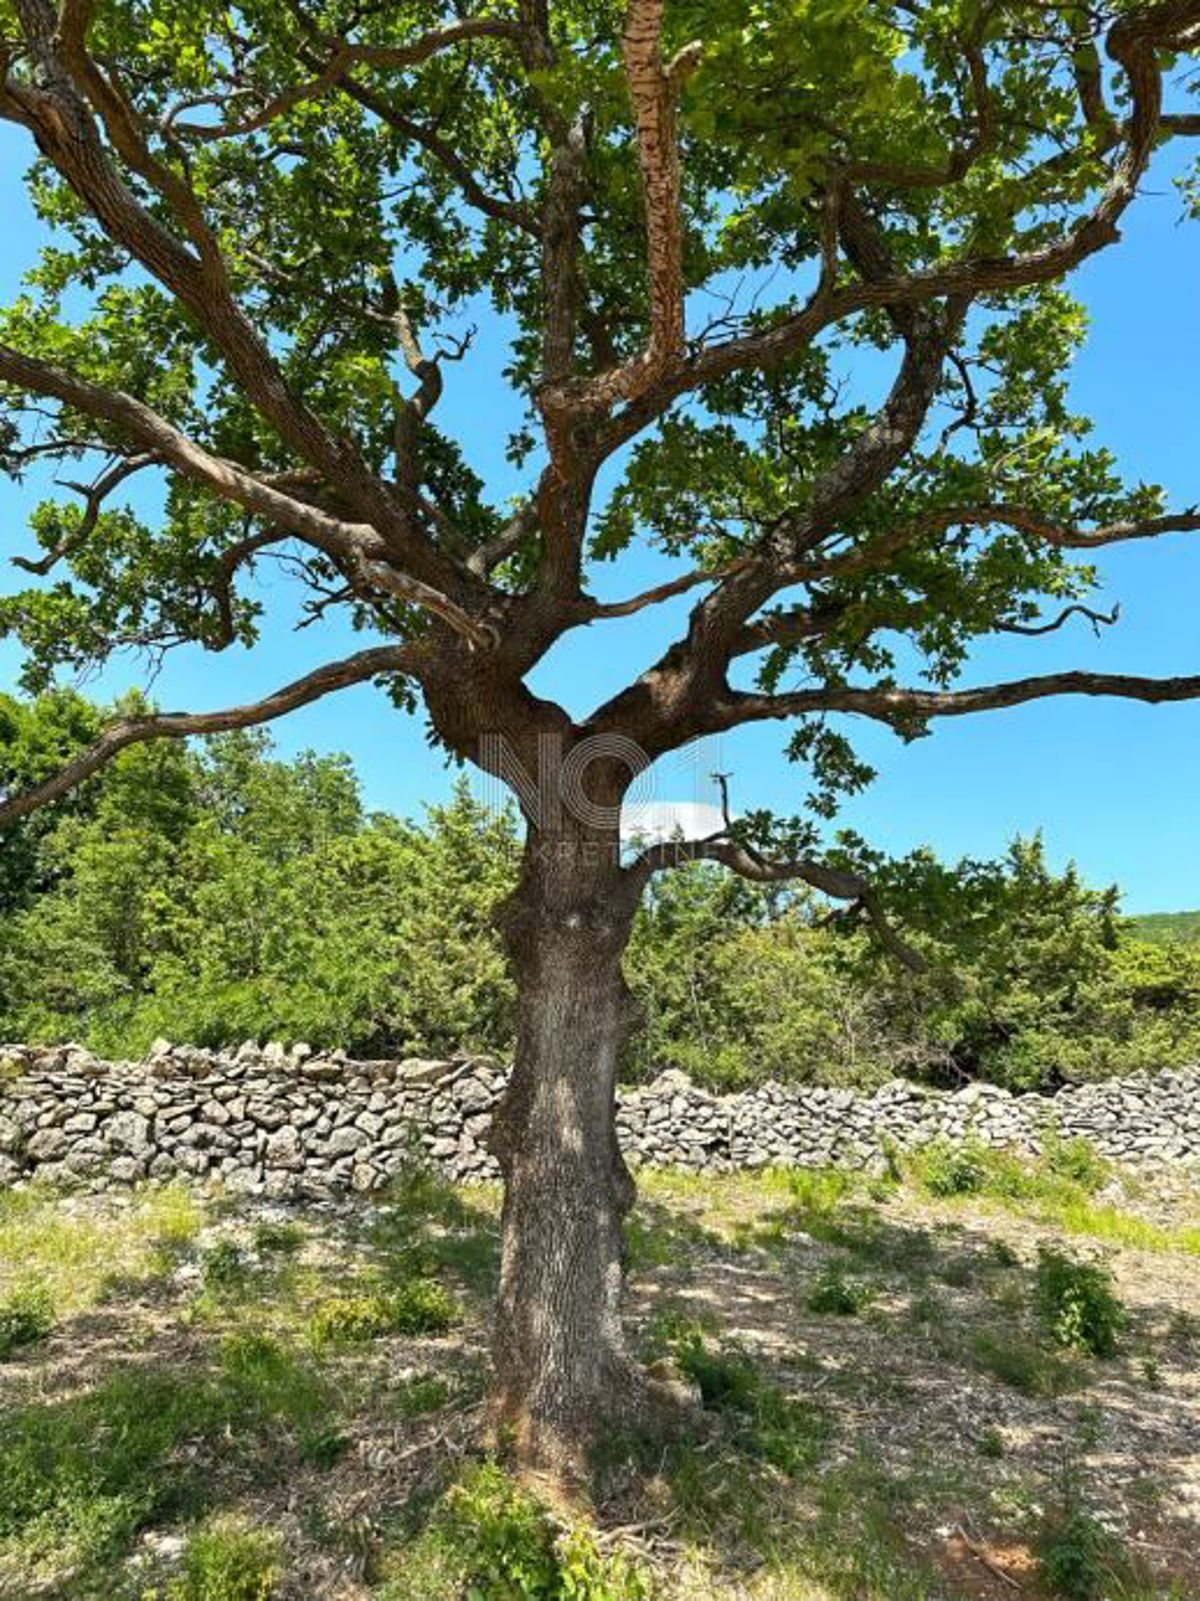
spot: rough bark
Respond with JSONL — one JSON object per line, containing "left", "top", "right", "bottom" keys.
{"left": 488, "top": 827, "right": 658, "bottom": 1480}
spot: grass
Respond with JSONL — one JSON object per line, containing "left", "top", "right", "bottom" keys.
{"left": 0, "top": 1359, "right": 316, "bottom": 1586}
{"left": 0, "top": 1182, "right": 203, "bottom": 1316}
{"left": 308, "top": 1278, "right": 460, "bottom": 1347}
{"left": 907, "top": 1133, "right": 1200, "bottom": 1255}
{"left": 805, "top": 1262, "right": 876, "bottom": 1316}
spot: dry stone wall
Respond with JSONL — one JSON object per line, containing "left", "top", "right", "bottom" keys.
{"left": 1, "top": 1041, "right": 1198, "bottom": 1197}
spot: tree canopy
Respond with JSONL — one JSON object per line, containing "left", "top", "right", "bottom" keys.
{"left": 1, "top": 0, "right": 1199, "bottom": 873}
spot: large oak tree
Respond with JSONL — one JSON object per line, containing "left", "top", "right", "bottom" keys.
{"left": 2, "top": 0, "right": 1199, "bottom": 1477}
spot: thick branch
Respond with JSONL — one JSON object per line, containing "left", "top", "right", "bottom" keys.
{"left": 0, "top": 341, "right": 372, "bottom": 553}
{"left": 720, "top": 671, "right": 1200, "bottom": 733}
{"left": 0, "top": 644, "right": 417, "bottom": 829}
{"left": 545, "top": 3, "right": 699, "bottom": 417}
{"left": 628, "top": 836, "right": 925, "bottom": 970}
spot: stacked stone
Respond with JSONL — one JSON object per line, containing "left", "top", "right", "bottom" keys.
{"left": 0, "top": 1041, "right": 507, "bottom": 1197}
{"left": 1050, "top": 1068, "right": 1200, "bottom": 1165}
{"left": 616, "top": 1069, "right": 730, "bottom": 1170}
{"left": 2, "top": 1041, "right": 1199, "bottom": 1194}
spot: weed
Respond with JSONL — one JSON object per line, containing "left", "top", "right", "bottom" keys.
{"left": 200, "top": 1239, "right": 250, "bottom": 1293}
{"left": 309, "top": 1279, "right": 459, "bottom": 1347}
{"left": 1041, "top": 1132, "right": 1111, "bottom": 1193}
{"left": 976, "top": 1426, "right": 1006, "bottom": 1459}
{"left": 217, "top": 1332, "right": 332, "bottom": 1432}
{"left": 251, "top": 1221, "right": 304, "bottom": 1257}
{"left": 168, "top": 1515, "right": 283, "bottom": 1601}
{"left": 0, "top": 1280, "right": 54, "bottom": 1358}
{"left": 391, "top": 1372, "right": 451, "bottom": 1418}
{"left": 914, "top": 1138, "right": 989, "bottom": 1197}
{"left": 786, "top": 1166, "right": 859, "bottom": 1212}
{"left": 389, "top": 1277, "right": 460, "bottom": 1334}
{"left": 806, "top": 1263, "right": 874, "bottom": 1316}
{"left": 972, "top": 1330, "right": 1074, "bottom": 1397}
{"left": 1038, "top": 1504, "right": 1125, "bottom": 1601}
{"left": 376, "top": 1462, "right": 649, "bottom": 1600}
{"left": 1035, "top": 1248, "right": 1125, "bottom": 1358}
{"left": 672, "top": 1333, "right": 832, "bottom": 1474}
{"left": 296, "top": 1421, "right": 351, "bottom": 1470}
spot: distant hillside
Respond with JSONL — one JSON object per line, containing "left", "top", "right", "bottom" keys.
{"left": 1126, "top": 910, "right": 1200, "bottom": 946}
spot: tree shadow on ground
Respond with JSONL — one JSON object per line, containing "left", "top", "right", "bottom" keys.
{"left": 607, "top": 1178, "right": 1200, "bottom": 1600}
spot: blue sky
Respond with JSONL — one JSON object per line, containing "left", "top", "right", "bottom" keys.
{"left": 2, "top": 122, "right": 1199, "bottom": 911}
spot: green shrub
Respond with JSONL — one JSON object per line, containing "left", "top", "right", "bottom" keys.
{"left": 309, "top": 1279, "right": 459, "bottom": 1347}
{"left": 309, "top": 1293, "right": 393, "bottom": 1345}
{"left": 379, "top": 1463, "right": 649, "bottom": 1600}
{"left": 168, "top": 1516, "right": 282, "bottom": 1601}
{"left": 1038, "top": 1504, "right": 1126, "bottom": 1601}
{"left": 915, "top": 1139, "right": 989, "bottom": 1197}
{"left": 388, "top": 1277, "right": 459, "bottom": 1335}
{"left": 200, "top": 1240, "right": 249, "bottom": 1293}
{"left": 1040, "top": 1132, "right": 1110, "bottom": 1194}
{"left": 0, "top": 1281, "right": 54, "bottom": 1358}
{"left": 806, "top": 1264, "right": 873, "bottom": 1316}
{"left": 1035, "top": 1249, "right": 1125, "bottom": 1358}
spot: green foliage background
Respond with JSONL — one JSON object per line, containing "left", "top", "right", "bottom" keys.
{"left": 2, "top": 690, "right": 1198, "bottom": 1090}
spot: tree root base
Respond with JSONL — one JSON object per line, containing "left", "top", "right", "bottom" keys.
{"left": 487, "top": 1356, "right": 702, "bottom": 1509}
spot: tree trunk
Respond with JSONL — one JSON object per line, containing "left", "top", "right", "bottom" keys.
{"left": 488, "top": 829, "right": 652, "bottom": 1481}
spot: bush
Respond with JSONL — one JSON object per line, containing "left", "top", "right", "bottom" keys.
{"left": 806, "top": 1264, "right": 874, "bottom": 1316}
{"left": 200, "top": 1240, "right": 250, "bottom": 1293}
{"left": 169, "top": 1516, "right": 283, "bottom": 1601}
{"left": 388, "top": 1277, "right": 460, "bottom": 1335}
{"left": 1038, "top": 1504, "right": 1127, "bottom": 1601}
{"left": 915, "top": 1139, "right": 988, "bottom": 1197}
{"left": 1041, "top": 1132, "right": 1110, "bottom": 1194}
{"left": 0, "top": 1281, "right": 55, "bottom": 1358}
{"left": 1035, "top": 1249, "right": 1125, "bottom": 1358}
{"left": 379, "top": 1463, "right": 650, "bottom": 1600}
